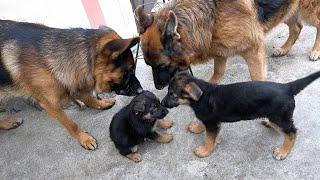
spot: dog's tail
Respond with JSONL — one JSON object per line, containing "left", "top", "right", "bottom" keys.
{"left": 288, "top": 71, "right": 320, "bottom": 96}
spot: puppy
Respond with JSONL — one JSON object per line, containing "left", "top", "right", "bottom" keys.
{"left": 110, "top": 91, "right": 174, "bottom": 163}
{"left": 162, "top": 71, "right": 320, "bottom": 160}
{"left": 0, "top": 20, "right": 142, "bottom": 149}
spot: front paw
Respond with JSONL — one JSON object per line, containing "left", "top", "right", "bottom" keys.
{"left": 0, "top": 118, "right": 23, "bottom": 130}
{"left": 194, "top": 145, "right": 213, "bottom": 158}
{"left": 157, "top": 133, "right": 173, "bottom": 143}
{"left": 126, "top": 153, "right": 142, "bottom": 163}
{"left": 99, "top": 98, "right": 116, "bottom": 110}
{"left": 310, "top": 50, "right": 320, "bottom": 61}
{"left": 157, "top": 120, "right": 174, "bottom": 129}
{"left": 188, "top": 122, "right": 205, "bottom": 134}
{"left": 273, "top": 48, "right": 289, "bottom": 57}
{"left": 77, "top": 132, "right": 97, "bottom": 150}
{"left": 273, "top": 147, "right": 290, "bottom": 160}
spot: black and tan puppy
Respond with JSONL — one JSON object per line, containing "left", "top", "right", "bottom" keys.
{"left": 0, "top": 20, "right": 142, "bottom": 149}
{"left": 136, "top": 0, "right": 320, "bottom": 89}
{"left": 162, "top": 71, "right": 320, "bottom": 160}
{"left": 110, "top": 91, "right": 174, "bottom": 163}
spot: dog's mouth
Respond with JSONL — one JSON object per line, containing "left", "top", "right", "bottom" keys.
{"left": 112, "top": 73, "right": 143, "bottom": 96}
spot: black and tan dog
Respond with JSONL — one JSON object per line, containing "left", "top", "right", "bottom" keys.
{"left": 110, "top": 90, "right": 173, "bottom": 163}
{"left": 162, "top": 71, "right": 320, "bottom": 160}
{"left": 0, "top": 20, "right": 142, "bottom": 150}
{"left": 136, "top": 0, "right": 320, "bottom": 89}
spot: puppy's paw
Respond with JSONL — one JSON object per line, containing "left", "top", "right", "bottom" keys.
{"left": 157, "top": 120, "right": 174, "bottom": 129}
{"left": 194, "top": 146, "right": 213, "bottom": 158}
{"left": 127, "top": 153, "right": 142, "bottom": 163}
{"left": 157, "top": 133, "right": 173, "bottom": 143}
{"left": 77, "top": 132, "right": 97, "bottom": 150}
{"left": 188, "top": 122, "right": 205, "bottom": 134}
{"left": 310, "top": 50, "right": 320, "bottom": 61}
{"left": 273, "top": 48, "right": 289, "bottom": 57}
{"left": 99, "top": 98, "right": 116, "bottom": 110}
{"left": 273, "top": 147, "right": 289, "bottom": 160}
{"left": 0, "top": 118, "right": 23, "bottom": 130}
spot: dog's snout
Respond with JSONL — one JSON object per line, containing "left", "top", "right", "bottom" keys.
{"left": 162, "top": 108, "right": 169, "bottom": 115}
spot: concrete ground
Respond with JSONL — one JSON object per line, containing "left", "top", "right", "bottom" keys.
{"left": 1, "top": 24, "right": 320, "bottom": 180}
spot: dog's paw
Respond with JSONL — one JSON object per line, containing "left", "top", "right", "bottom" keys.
{"left": 99, "top": 98, "right": 116, "bottom": 110}
{"left": 157, "top": 120, "right": 174, "bottom": 129}
{"left": 194, "top": 146, "right": 213, "bottom": 158}
{"left": 188, "top": 122, "right": 205, "bottom": 134}
{"left": 77, "top": 132, "right": 97, "bottom": 150}
{"left": 157, "top": 133, "right": 173, "bottom": 143}
{"left": 273, "top": 147, "right": 289, "bottom": 160}
{"left": 0, "top": 118, "right": 23, "bottom": 130}
{"left": 309, "top": 50, "right": 320, "bottom": 61}
{"left": 273, "top": 48, "right": 289, "bottom": 57}
{"left": 127, "top": 153, "right": 142, "bottom": 163}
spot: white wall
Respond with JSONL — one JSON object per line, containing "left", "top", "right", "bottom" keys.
{"left": 0, "top": 0, "right": 138, "bottom": 38}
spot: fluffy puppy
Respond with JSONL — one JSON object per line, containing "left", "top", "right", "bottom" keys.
{"left": 110, "top": 91, "right": 174, "bottom": 163}
{"left": 162, "top": 71, "right": 320, "bottom": 160}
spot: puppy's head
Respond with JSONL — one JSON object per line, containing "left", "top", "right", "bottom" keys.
{"left": 161, "top": 71, "right": 203, "bottom": 108}
{"left": 136, "top": 6, "right": 191, "bottom": 90}
{"left": 131, "top": 91, "right": 169, "bottom": 122}
{"left": 94, "top": 28, "right": 143, "bottom": 96}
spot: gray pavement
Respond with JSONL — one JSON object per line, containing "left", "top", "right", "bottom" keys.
{"left": 1, "top": 24, "right": 320, "bottom": 179}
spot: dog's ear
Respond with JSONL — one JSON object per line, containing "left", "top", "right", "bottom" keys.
{"left": 183, "top": 82, "right": 203, "bottom": 101}
{"left": 164, "top": 11, "right": 181, "bottom": 40}
{"left": 133, "top": 101, "right": 145, "bottom": 115}
{"left": 103, "top": 37, "right": 140, "bottom": 60}
{"left": 136, "top": 5, "right": 154, "bottom": 34}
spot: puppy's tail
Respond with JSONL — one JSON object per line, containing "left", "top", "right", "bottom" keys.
{"left": 288, "top": 71, "right": 320, "bottom": 96}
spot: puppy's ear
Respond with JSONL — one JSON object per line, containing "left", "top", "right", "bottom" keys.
{"left": 183, "top": 82, "right": 203, "bottom": 101}
{"left": 164, "top": 11, "right": 180, "bottom": 40}
{"left": 136, "top": 5, "right": 154, "bottom": 34}
{"left": 133, "top": 101, "right": 145, "bottom": 115}
{"left": 103, "top": 37, "right": 140, "bottom": 60}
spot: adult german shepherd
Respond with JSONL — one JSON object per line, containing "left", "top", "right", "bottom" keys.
{"left": 136, "top": 0, "right": 320, "bottom": 90}
{"left": 0, "top": 20, "right": 142, "bottom": 150}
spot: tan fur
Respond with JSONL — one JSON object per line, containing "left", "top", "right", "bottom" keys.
{"left": 194, "top": 130, "right": 219, "bottom": 158}
{"left": 157, "top": 119, "right": 174, "bottom": 129}
{"left": 188, "top": 122, "right": 205, "bottom": 134}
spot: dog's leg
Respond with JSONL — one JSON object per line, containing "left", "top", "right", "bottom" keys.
{"left": 188, "top": 121, "right": 205, "bottom": 134}
{"left": 274, "top": 132, "right": 297, "bottom": 160}
{"left": 310, "top": 25, "right": 320, "bottom": 61}
{"left": 209, "top": 57, "right": 227, "bottom": 84}
{"left": 80, "top": 96, "right": 116, "bottom": 110}
{"left": 157, "top": 119, "right": 174, "bottom": 129}
{"left": 0, "top": 118, "right": 23, "bottom": 130}
{"left": 269, "top": 115, "right": 297, "bottom": 160}
{"left": 273, "top": 17, "right": 303, "bottom": 57}
{"left": 194, "top": 125, "right": 220, "bottom": 158}
{"left": 38, "top": 100, "right": 97, "bottom": 150}
{"left": 241, "top": 43, "right": 267, "bottom": 81}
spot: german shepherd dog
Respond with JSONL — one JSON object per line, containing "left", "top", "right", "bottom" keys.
{"left": 110, "top": 91, "right": 173, "bottom": 163}
{"left": 161, "top": 71, "right": 320, "bottom": 160}
{"left": 136, "top": 0, "right": 320, "bottom": 90}
{"left": 0, "top": 20, "right": 142, "bottom": 150}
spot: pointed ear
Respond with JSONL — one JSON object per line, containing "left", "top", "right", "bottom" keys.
{"left": 136, "top": 5, "right": 154, "bottom": 34}
{"left": 164, "top": 11, "right": 180, "bottom": 40}
{"left": 103, "top": 37, "right": 140, "bottom": 60}
{"left": 183, "top": 82, "right": 203, "bottom": 101}
{"left": 133, "top": 101, "right": 145, "bottom": 115}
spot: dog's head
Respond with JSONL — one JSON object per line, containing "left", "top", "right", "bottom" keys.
{"left": 161, "top": 71, "right": 203, "bottom": 108}
{"left": 94, "top": 28, "right": 143, "bottom": 96}
{"left": 130, "top": 90, "right": 169, "bottom": 123}
{"left": 136, "top": 6, "right": 191, "bottom": 90}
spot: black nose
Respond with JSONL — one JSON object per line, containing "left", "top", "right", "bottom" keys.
{"left": 162, "top": 108, "right": 169, "bottom": 115}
